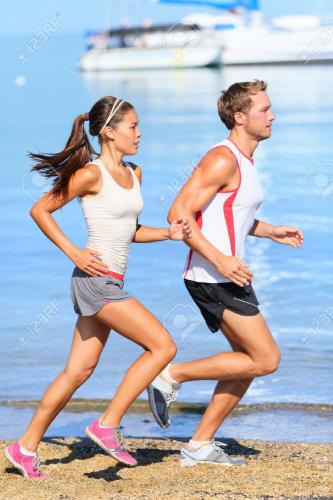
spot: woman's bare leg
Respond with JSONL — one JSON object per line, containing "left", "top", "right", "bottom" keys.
{"left": 94, "top": 298, "right": 177, "bottom": 427}
{"left": 18, "top": 315, "right": 111, "bottom": 452}
{"left": 18, "top": 297, "right": 176, "bottom": 451}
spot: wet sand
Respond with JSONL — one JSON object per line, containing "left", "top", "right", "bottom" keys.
{"left": 1, "top": 436, "right": 332, "bottom": 499}
{"left": 2, "top": 398, "right": 333, "bottom": 416}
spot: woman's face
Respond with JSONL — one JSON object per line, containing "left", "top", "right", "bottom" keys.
{"left": 109, "top": 108, "right": 141, "bottom": 156}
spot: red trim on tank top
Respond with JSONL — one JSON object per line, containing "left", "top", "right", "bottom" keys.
{"left": 223, "top": 191, "right": 237, "bottom": 256}
{"left": 227, "top": 137, "right": 254, "bottom": 165}
{"left": 209, "top": 143, "right": 241, "bottom": 256}
{"left": 184, "top": 211, "right": 202, "bottom": 278}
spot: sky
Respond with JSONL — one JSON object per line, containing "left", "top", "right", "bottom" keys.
{"left": 1, "top": 0, "right": 333, "bottom": 35}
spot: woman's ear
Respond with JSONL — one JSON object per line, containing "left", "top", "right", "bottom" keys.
{"left": 103, "top": 126, "right": 115, "bottom": 141}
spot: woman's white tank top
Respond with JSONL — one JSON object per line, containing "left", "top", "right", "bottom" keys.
{"left": 79, "top": 158, "right": 144, "bottom": 276}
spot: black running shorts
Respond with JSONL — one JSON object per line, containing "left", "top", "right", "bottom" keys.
{"left": 184, "top": 279, "right": 260, "bottom": 333}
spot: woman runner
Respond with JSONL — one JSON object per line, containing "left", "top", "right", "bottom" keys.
{"left": 4, "top": 96, "right": 191, "bottom": 479}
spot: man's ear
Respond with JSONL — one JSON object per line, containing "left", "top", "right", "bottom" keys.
{"left": 234, "top": 111, "right": 245, "bottom": 126}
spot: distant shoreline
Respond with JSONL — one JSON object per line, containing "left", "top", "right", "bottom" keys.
{"left": 1, "top": 398, "right": 332, "bottom": 415}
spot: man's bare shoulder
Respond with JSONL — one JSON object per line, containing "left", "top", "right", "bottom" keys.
{"left": 194, "top": 145, "right": 238, "bottom": 181}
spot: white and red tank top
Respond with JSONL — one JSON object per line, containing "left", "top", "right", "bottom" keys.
{"left": 183, "top": 138, "right": 264, "bottom": 284}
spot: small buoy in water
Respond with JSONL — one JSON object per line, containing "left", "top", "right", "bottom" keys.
{"left": 15, "top": 75, "right": 26, "bottom": 86}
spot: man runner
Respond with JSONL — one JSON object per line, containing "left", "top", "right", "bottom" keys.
{"left": 148, "top": 80, "right": 304, "bottom": 466}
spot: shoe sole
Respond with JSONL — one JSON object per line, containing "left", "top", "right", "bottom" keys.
{"left": 147, "top": 386, "right": 170, "bottom": 429}
{"left": 3, "top": 447, "right": 31, "bottom": 479}
{"left": 84, "top": 428, "right": 137, "bottom": 467}
{"left": 180, "top": 457, "right": 247, "bottom": 467}
{"left": 180, "top": 451, "right": 246, "bottom": 467}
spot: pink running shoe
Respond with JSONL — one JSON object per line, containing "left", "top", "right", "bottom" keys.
{"left": 85, "top": 419, "right": 137, "bottom": 466}
{"left": 3, "top": 442, "right": 49, "bottom": 480}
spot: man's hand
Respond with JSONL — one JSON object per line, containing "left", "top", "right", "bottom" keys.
{"left": 270, "top": 226, "right": 304, "bottom": 248}
{"left": 214, "top": 254, "right": 253, "bottom": 287}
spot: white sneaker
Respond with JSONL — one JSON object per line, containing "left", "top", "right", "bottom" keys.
{"left": 180, "top": 440, "right": 247, "bottom": 467}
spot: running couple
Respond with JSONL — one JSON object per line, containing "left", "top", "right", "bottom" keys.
{"left": 4, "top": 80, "right": 303, "bottom": 479}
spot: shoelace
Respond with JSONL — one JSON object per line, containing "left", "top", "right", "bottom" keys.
{"left": 212, "top": 440, "right": 228, "bottom": 454}
{"left": 33, "top": 454, "right": 42, "bottom": 475}
{"left": 165, "top": 389, "right": 178, "bottom": 407}
{"left": 115, "top": 428, "right": 125, "bottom": 450}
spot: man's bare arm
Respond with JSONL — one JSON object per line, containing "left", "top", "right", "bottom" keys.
{"left": 249, "top": 219, "right": 275, "bottom": 238}
{"left": 168, "top": 148, "right": 253, "bottom": 286}
{"left": 249, "top": 219, "right": 304, "bottom": 248}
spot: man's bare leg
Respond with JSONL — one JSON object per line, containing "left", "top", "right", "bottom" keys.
{"left": 191, "top": 322, "right": 252, "bottom": 441}
{"left": 170, "top": 310, "right": 281, "bottom": 441}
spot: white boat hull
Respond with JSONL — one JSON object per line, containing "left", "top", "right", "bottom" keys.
{"left": 80, "top": 45, "right": 221, "bottom": 71}
{"left": 219, "top": 27, "right": 333, "bottom": 65}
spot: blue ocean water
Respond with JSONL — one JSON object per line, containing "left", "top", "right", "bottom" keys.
{"left": 1, "top": 33, "right": 333, "bottom": 422}
{"left": 1, "top": 405, "right": 332, "bottom": 444}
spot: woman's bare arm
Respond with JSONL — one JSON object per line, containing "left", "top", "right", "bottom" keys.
{"left": 30, "top": 164, "right": 109, "bottom": 276}
{"left": 131, "top": 164, "right": 191, "bottom": 243}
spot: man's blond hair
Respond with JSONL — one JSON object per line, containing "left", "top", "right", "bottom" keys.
{"left": 218, "top": 80, "right": 267, "bottom": 130}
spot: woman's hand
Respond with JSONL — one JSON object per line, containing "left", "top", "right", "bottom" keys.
{"left": 70, "top": 248, "right": 109, "bottom": 276}
{"left": 169, "top": 218, "right": 192, "bottom": 241}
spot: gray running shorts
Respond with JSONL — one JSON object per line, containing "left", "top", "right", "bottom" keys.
{"left": 70, "top": 266, "right": 132, "bottom": 316}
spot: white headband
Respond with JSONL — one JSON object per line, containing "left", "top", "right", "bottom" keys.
{"left": 99, "top": 98, "right": 124, "bottom": 135}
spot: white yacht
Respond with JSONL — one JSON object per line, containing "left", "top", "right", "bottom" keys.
{"left": 79, "top": 0, "right": 333, "bottom": 71}
{"left": 182, "top": 11, "right": 333, "bottom": 65}
{"left": 80, "top": 23, "right": 221, "bottom": 71}
{"left": 162, "top": 0, "right": 333, "bottom": 65}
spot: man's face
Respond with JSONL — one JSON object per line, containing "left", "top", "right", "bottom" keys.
{"left": 239, "top": 91, "right": 275, "bottom": 141}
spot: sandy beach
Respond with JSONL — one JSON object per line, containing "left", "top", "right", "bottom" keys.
{"left": 1, "top": 435, "right": 332, "bottom": 499}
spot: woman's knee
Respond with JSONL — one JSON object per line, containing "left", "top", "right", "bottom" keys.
{"left": 152, "top": 336, "right": 177, "bottom": 362}
{"left": 64, "top": 363, "right": 98, "bottom": 386}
